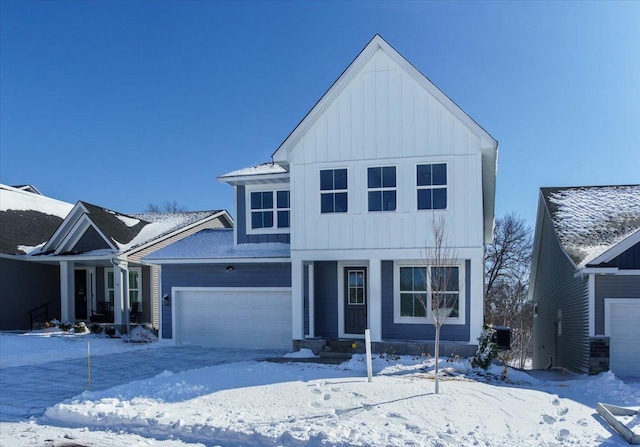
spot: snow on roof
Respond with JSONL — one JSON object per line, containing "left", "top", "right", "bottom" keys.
{"left": 116, "top": 211, "right": 222, "bottom": 252}
{"left": 0, "top": 184, "right": 74, "bottom": 254}
{"left": 0, "top": 184, "right": 73, "bottom": 219}
{"left": 144, "top": 228, "right": 290, "bottom": 260}
{"left": 543, "top": 185, "right": 640, "bottom": 267}
{"left": 218, "top": 162, "right": 288, "bottom": 179}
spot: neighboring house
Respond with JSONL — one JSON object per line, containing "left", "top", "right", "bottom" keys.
{"left": 530, "top": 185, "right": 640, "bottom": 377}
{"left": 30, "top": 202, "right": 233, "bottom": 330}
{"left": 147, "top": 35, "right": 498, "bottom": 354}
{"left": 0, "top": 184, "right": 74, "bottom": 330}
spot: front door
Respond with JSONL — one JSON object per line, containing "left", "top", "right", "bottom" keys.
{"left": 74, "top": 270, "right": 88, "bottom": 320}
{"left": 344, "top": 267, "right": 367, "bottom": 335}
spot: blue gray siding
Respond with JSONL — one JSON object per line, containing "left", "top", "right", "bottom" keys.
{"left": 532, "top": 207, "right": 589, "bottom": 372}
{"left": 236, "top": 185, "right": 290, "bottom": 244}
{"left": 71, "top": 226, "right": 110, "bottom": 253}
{"left": 0, "top": 258, "right": 61, "bottom": 330}
{"left": 381, "top": 260, "right": 472, "bottom": 342}
{"left": 598, "top": 241, "right": 640, "bottom": 269}
{"left": 594, "top": 275, "right": 640, "bottom": 335}
{"left": 160, "top": 263, "right": 291, "bottom": 338}
{"left": 313, "top": 261, "right": 338, "bottom": 338}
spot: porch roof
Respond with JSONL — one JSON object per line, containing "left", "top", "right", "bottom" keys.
{"left": 144, "top": 229, "right": 290, "bottom": 262}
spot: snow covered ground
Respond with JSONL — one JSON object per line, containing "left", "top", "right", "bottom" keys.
{"left": 1, "top": 331, "right": 639, "bottom": 446}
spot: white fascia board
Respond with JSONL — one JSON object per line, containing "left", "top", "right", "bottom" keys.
{"left": 217, "top": 173, "right": 290, "bottom": 186}
{"left": 42, "top": 202, "right": 90, "bottom": 252}
{"left": 290, "top": 247, "right": 484, "bottom": 263}
{"left": 143, "top": 257, "right": 291, "bottom": 265}
{"left": 587, "top": 228, "right": 640, "bottom": 266}
{"left": 273, "top": 34, "right": 497, "bottom": 163}
{"left": 54, "top": 215, "right": 117, "bottom": 255}
{"left": 482, "top": 147, "right": 498, "bottom": 245}
{"left": 579, "top": 267, "right": 640, "bottom": 275}
{"left": 124, "top": 211, "right": 232, "bottom": 257}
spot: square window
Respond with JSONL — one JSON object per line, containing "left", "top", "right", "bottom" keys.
{"left": 320, "top": 169, "right": 348, "bottom": 214}
{"left": 417, "top": 164, "right": 447, "bottom": 210}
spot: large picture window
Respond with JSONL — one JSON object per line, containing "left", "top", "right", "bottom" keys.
{"left": 368, "top": 166, "right": 396, "bottom": 212}
{"left": 320, "top": 169, "right": 348, "bottom": 213}
{"left": 417, "top": 163, "right": 447, "bottom": 210}
{"left": 396, "top": 264, "right": 461, "bottom": 322}
{"left": 249, "top": 190, "right": 290, "bottom": 230}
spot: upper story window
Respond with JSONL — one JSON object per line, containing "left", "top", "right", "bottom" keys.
{"left": 417, "top": 163, "right": 447, "bottom": 210}
{"left": 320, "top": 169, "right": 348, "bottom": 213}
{"left": 250, "top": 190, "right": 290, "bottom": 229}
{"left": 368, "top": 166, "right": 396, "bottom": 212}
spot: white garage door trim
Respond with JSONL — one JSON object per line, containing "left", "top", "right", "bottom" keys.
{"left": 604, "top": 298, "right": 640, "bottom": 377}
{"left": 172, "top": 287, "right": 292, "bottom": 349}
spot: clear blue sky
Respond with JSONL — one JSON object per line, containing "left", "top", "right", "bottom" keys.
{"left": 1, "top": 1, "right": 638, "bottom": 228}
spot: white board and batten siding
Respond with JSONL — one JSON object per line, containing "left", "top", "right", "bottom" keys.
{"left": 172, "top": 288, "right": 292, "bottom": 350}
{"left": 605, "top": 298, "right": 640, "bottom": 378}
{"left": 288, "top": 50, "right": 485, "bottom": 252}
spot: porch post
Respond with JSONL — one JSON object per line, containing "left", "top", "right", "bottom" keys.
{"left": 59, "top": 261, "right": 74, "bottom": 322}
{"left": 368, "top": 259, "right": 382, "bottom": 342}
{"left": 469, "top": 257, "right": 484, "bottom": 343}
{"left": 308, "top": 263, "right": 315, "bottom": 338}
{"left": 291, "top": 258, "right": 304, "bottom": 341}
{"left": 112, "top": 260, "right": 129, "bottom": 326}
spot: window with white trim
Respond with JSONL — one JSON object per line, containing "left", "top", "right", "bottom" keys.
{"left": 368, "top": 166, "right": 396, "bottom": 212}
{"left": 105, "top": 267, "right": 142, "bottom": 311}
{"left": 320, "top": 169, "right": 348, "bottom": 213}
{"left": 249, "top": 190, "right": 290, "bottom": 230}
{"left": 417, "top": 163, "right": 447, "bottom": 210}
{"left": 395, "top": 263, "right": 463, "bottom": 323}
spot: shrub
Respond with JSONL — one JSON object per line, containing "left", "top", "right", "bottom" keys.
{"left": 73, "top": 322, "right": 88, "bottom": 333}
{"left": 89, "top": 323, "right": 103, "bottom": 334}
{"left": 470, "top": 326, "right": 498, "bottom": 370}
{"left": 59, "top": 322, "right": 72, "bottom": 332}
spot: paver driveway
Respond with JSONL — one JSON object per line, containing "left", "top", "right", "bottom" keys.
{"left": 0, "top": 345, "right": 283, "bottom": 421}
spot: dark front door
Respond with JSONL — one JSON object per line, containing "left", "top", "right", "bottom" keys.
{"left": 344, "top": 267, "right": 367, "bottom": 335}
{"left": 74, "top": 270, "right": 87, "bottom": 320}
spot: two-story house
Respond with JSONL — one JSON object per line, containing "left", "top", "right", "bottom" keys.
{"left": 146, "top": 35, "right": 498, "bottom": 355}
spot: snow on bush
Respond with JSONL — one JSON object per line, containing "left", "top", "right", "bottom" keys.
{"left": 122, "top": 326, "right": 157, "bottom": 343}
{"left": 470, "top": 326, "right": 498, "bottom": 370}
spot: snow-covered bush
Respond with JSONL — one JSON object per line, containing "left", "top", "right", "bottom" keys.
{"left": 470, "top": 326, "right": 498, "bottom": 370}
{"left": 73, "top": 322, "right": 88, "bottom": 333}
{"left": 123, "top": 325, "right": 157, "bottom": 343}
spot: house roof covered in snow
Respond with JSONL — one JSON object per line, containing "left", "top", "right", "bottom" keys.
{"left": 541, "top": 185, "right": 640, "bottom": 267}
{"left": 74, "top": 203, "right": 226, "bottom": 254}
{"left": 0, "top": 184, "right": 74, "bottom": 255}
{"left": 218, "top": 162, "right": 289, "bottom": 186}
{"left": 144, "top": 228, "right": 290, "bottom": 261}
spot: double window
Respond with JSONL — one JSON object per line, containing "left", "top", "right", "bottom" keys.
{"left": 250, "top": 190, "right": 290, "bottom": 230}
{"left": 320, "top": 169, "right": 348, "bottom": 213}
{"left": 368, "top": 166, "right": 396, "bottom": 212}
{"left": 397, "top": 265, "right": 460, "bottom": 321}
{"left": 105, "top": 267, "right": 142, "bottom": 310}
{"left": 417, "top": 163, "right": 447, "bottom": 210}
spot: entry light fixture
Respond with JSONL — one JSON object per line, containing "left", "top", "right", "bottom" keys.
{"left": 162, "top": 294, "right": 170, "bottom": 306}
{"left": 226, "top": 265, "right": 234, "bottom": 272}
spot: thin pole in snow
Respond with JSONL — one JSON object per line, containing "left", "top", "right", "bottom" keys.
{"left": 88, "top": 341, "right": 91, "bottom": 391}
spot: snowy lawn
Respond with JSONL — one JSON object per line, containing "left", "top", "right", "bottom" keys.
{"left": 1, "top": 333, "right": 639, "bottom": 446}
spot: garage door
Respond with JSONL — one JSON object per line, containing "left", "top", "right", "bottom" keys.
{"left": 174, "top": 288, "right": 292, "bottom": 350}
{"left": 606, "top": 299, "right": 640, "bottom": 378}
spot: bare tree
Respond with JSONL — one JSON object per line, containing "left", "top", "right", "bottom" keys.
{"left": 484, "top": 213, "right": 533, "bottom": 368}
{"left": 416, "top": 216, "right": 459, "bottom": 394}
{"left": 145, "top": 200, "right": 187, "bottom": 213}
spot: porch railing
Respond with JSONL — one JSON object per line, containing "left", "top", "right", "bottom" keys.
{"left": 27, "top": 302, "right": 50, "bottom": 330}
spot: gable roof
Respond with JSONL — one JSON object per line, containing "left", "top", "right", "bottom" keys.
{"left": 540, "top": 185, "right": 640, "bottom": 267}
{"left": 40, "top": 200, "right": 230, "bottom": 256}
{"left": 272, "top": 34, "right": 498, "bottom": 161}
{"left": 0, "top": 184, "right": 74, "bottom": 255}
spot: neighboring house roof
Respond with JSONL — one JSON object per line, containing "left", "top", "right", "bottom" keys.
{"left": 11, "top": 184, "right": 43, "bottom": 195}
{"left": 0, "top": 184, "right": 74, "bottom": 255}
{"left": 39, "top": 200, "right": 230, "bottom": 256}
{"left": 145, "top": 228, "right": 290, "bottom": 262}
{"left": 218, "top": 162, "right": 290, "bottom": 186}
{"left": 541, "top": 185, "right": 640, "bottom": 267}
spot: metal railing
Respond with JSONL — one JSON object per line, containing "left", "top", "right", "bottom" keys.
{"left": 27, "top": 302, "right": 50, "bottom": 330}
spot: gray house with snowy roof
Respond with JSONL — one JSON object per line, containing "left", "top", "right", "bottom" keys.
{"left": 0, "top": 184, "right": 73, "bottom": 330}
{"left": 530, "top": 185, "right": 640, "bottom": 377}
{"left": 146, "top": 35, "right": 498, "bottom": 355}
